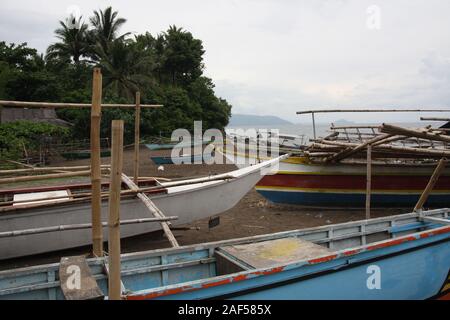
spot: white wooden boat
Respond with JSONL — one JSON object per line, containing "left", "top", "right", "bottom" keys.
{"left": 0, "top": 156, "right": 286, "bottom": 259}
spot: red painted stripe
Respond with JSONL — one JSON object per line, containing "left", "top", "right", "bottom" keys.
{"left": 257, "top": 174, "right": 450, "bottom": 191}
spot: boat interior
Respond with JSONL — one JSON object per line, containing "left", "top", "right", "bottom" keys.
{"left": 0, "top": 208, "right": 448, "bottom": 299}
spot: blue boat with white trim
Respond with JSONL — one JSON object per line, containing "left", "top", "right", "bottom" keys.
{"left": 0, "top": 208, "right": 449, "bottom": 300}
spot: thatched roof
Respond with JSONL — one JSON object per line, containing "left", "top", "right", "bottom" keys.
{"left": 0, "top": 107, "right": 71, "bottom": 126}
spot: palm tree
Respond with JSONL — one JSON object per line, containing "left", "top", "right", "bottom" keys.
{"left": 46, "top": 18, "right": 89, "bottom": 64}
{"left": 97, "top": 39, "right": 154, "bottom": 100}
{"left": 89, "top": 7, "right": 130, "bottom": 56}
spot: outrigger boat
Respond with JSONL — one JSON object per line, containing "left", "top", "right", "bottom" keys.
{"left": 0, "top": 156, "right": 284, "bottom": 260}
{"left": 0, "top": 208, "right": 448, "bottom": 300}
{"left": 150, "top": 153, "right": 213, "bottom": 165}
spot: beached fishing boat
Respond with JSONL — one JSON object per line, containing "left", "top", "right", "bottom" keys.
{"left": 220, "top": 148, "right": 450, "bottom": 208}
{"left": 0, "top": 208, "right": 448, "bottom": 300}
{"left": 150, "top": 153, "right": 213, "bottom": 165}
{"left": 0, "top": 156, "right": 285, "bottom": 260}
{"left": 61, "top": 149, "right": 111, "bottom": 160}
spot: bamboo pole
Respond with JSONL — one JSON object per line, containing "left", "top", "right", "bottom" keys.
{"left": 91, "top": 68, "right": 103, "bottom": 257}
{"left": 319, "top": 139, "right": 450, "bottom": 158}
{"left": 365, "top": 145, "right": 372, "bottom": 219}
{"left": 121, "top": 174, "right": 179, "bottom": 247}
{"left": 108, "top": 120, "right": 124, "bottom": 300}
{"left": 0, "top": 216, "right": 178, "bottom": 238}
{"left": 414, "top": 158, "right": 447, "bottom": 212}
{"left": 297, "top": 109, "right": 449, "bottom": 114}
{"left": 133, "top": 92, "right": 141, "bottom": 184}
{"left": 380, "top": 123, "right": 450, "bottom": 143}
{"left": 420, "top": 117, "right": 450, "bottom": 122}
{"left": 325, "top": 133, "right": 393, "bottom": 163}
{"left": 0, "top": 100, "right": 162, "bottom": 109}
{"left": 0, "top": 165, "right": 110, "bottom": 175}
{"left": 0, "top": 169, "right": 109, "bottom": 184}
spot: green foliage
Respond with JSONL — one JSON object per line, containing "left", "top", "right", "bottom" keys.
{"left": 0, "top": 6, "right": 232, "bottom": 153}
{"left": 0, "top": 121, "right": 70, "bottom": 161}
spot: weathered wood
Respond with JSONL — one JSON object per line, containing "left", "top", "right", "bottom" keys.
{"left": 0, "top": 169, "right": 108, "bottom": 184}
{"left": 380, "top": 123, "right": 450, "bottom": 143}
{"left": 91, "top": 68, "right": 103, "bottom": 257}
{"left": 0, "top": 165, "right": 110, "bottom": 175}
{"left": 133, "top": 92, "right": 141, "bottom": 184}
{"left": 297, "top": 109, "right": 449, "bottom": 114}
{"left": 420, "top": 117, "right": 450, "bottom": 122}
{"left": 121, "top": 174, "right": 180, "bottom": 247}
{"left": 59, "top": 255, "right": 104, "bottom": 300}
{"left": 0, "top": 100, "right": 162, "bottom": 109}
{"left": 325, "top": 133, "right": 393, "bottom": 163}
{"left": 0, "top": 216, "right": 178, "bottom": 238}
{"left": 319, "top": 139, "right": 450, "bottom": 158}
{"left": 108, "top": 120, "right": 124, "bottom": 300}
{"left": 365, "top": 145, "right": 372, "bottom": 219}
{"left": 414, "top": 158, "right": 447, "bottom": 212}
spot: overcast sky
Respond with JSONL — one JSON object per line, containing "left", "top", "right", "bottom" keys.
{"left": 1, "top": 0, "right": 450, "bottom": 123}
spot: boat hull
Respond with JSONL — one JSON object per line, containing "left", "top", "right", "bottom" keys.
{"left": 0, "top": 159, "right": 275, "bottom": 259}
{"left": 219, "top": 149, "right": 450, "bottom": 208}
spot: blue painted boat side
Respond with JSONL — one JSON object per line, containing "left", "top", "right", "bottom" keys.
{"left": 256, "top": 189, "right": 450, "bottom": 208}
{"left": 137, "top": 232, "right": 450, "bottom": 300}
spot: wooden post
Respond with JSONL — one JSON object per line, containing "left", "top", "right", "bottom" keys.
{"left": 133, "top": 92, "right": 141, "bottom": 184}
{"left": 311, "top": 112, "right": 316, "bottom": 140}
{"left": 365, "top": 144, "right": 372, "bottom": 219}
{"left": 414, "top": 158, "right": 447, "bottom": 212}
{"left": 108, "top": 120, "right": 124, "bottom": 300}
{"left": 91, "top": 68, "right": 103, "bottom": 257}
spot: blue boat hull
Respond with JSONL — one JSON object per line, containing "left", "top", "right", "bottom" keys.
{"left": 148, "top": 233, "right": 449, "bottom": 300}
{"left": 257, "top": 190, "right": 450, "bottom": 208}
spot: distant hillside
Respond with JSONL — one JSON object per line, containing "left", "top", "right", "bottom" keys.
{"left": 229, "top": 114, "right": 293, "bottom": 126}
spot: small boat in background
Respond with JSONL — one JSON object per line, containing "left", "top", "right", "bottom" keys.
{"left": 1, "top": 208, "right": 448, "bottom": 299}
{"left": 145, "top": 140, "right": 211, "bottom": 151}
{"left": 61, "top": 149, "right": 111, "bottom": 160}
{"left": 150, "top": 153, "right": 213, "bottom": 165}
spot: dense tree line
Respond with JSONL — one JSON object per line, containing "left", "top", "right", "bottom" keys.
{"left": 0, "top": 7, "right": 231, "bottom": 145}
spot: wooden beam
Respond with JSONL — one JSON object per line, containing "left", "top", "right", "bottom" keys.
{"left": 0, "top": 169, "right": 109, "bottom": 184}
{"left": 121, "top": 174, "right": 179, "bottom": 247}
{"left": 421, "top": 216, "right": 450, "bottom": 225}
{"left": 0, "top": 100, "right": 162, "bottom": 109}
{"left": 420, "top": 117, "right": 450, "bottom": 122}
{"left": 0, "top": 165, "right": 110, "bottom": 175}
{"left": 414, "top": 158, "right": 447, "bottom": 212}
{"left": 133, "top": 92, "right": 141, "bottom": 184}
{"left": 380, "top": 123, "right": 450, "bottom": 143}
{"left": 297, "top": 109, "right": 449, "bottom": 114}
{"left": 91, "top": 68, "right": 103, "bottom": 257}
{"left": 365, "top": 145, "right": 372, "bottom": 219}
{"left": 0, "top": 216, "right": 178, "bottom": 238}
{"left": 325, "top": 133, "right": 393, "bottom": 162}
{"left": 108, "top": 120, "right": 124, "bottom": 300}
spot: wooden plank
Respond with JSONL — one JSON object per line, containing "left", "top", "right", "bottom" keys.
{"left": 121, "top": 174, "right": 180, "bottom": 247}
{"left": 380, "top": 123, "right": 450, "bottom": 143}
{"left": 421, "top": 216, "right": 450, "bottom": 225}
{"left": 91, "top": 68, "right": 103, "bottom": 257}
{"left": 59, "top": 255, "right": 104, "bottom": 300}
{"left": 108, "top": 120, "right": 124, "bottom": 300}
{"left": 0, "top": 169, "right": 108, "bottom": 185}
{"left": 414, "top": 158, "right": 447, "bottom": 212}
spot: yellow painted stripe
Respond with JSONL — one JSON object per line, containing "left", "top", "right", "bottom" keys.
{"left": 442, "top": 283, "right": 450, "bottom": 292}
{"left": 255, "top": 185, "right": 450, "bottom": 194}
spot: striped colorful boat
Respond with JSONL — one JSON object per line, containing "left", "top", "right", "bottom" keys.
{"left": 0, "top": 208, "right": 448, "bottom": 299}
{"left": 219, "top": 148, "right": 450, "bottom": 208}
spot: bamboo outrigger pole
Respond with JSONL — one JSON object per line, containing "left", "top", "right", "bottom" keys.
{"left": 91, "top": 68, "right": 103, "bottom": 257}
{"left": 414, "top": 158, "right": 447, "bottom": 212}
{"left": 133, "top": 92, "right": 141, "bottom": 183}
{"left": 108, "top": 120, "right": 124, "bottom": 300}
